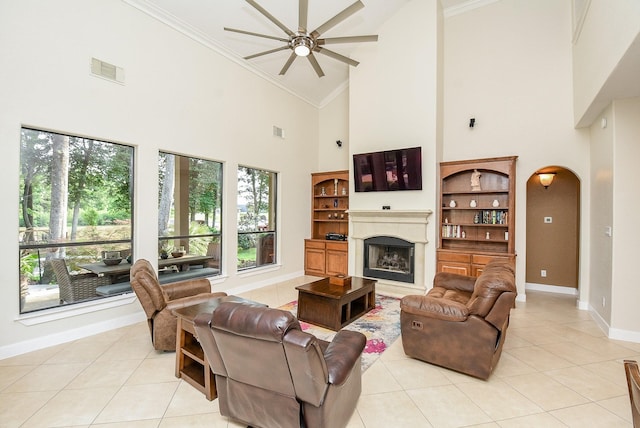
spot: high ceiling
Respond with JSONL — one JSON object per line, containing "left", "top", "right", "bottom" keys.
{"left": 124, "top": 0, "right": 479, "bottom": 106}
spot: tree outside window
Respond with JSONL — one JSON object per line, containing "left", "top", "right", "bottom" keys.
{"left": 158, "top": 152, "right": 223, "bottom": 275}
{"left": 18, "top": 128, "right": 133, "bottom": 313}
{"left": 237, "top": 166, "right": 277, "bottom": 270}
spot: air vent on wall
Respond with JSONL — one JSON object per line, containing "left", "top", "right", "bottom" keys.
{"left": 273, "top": 126, "right": 285, "bottom": 139}
{"left": 91, "top": 57, "right": 124, "bottom": 84}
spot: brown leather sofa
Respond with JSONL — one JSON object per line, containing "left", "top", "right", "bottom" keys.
{"left": 400, "top": 259, "right": 517, "bottom": 379}
{"left": 193, "top": 301, "right": 366, "bottom": 428}
{"left": 130, "top": 259, "right": 226, "bottom": 351}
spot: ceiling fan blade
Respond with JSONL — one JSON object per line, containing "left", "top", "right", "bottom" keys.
{"left": 298, "top": 0, "right": 308, "bottom": 33}
{"left": 315, "top": 47, "right": 359, "bottom": 67}
{"left": 307, "top": 53, "right": 325, "bottom": 78}
{"left": 311, "top": 1, "right": 364, "bottom": 38}
{"left": 245, "top": 45, "right": 290, "bottom": 60}
{"left": 224, "top": 27, "right": 289, "bottom": 43}
{"left": 279, "top": 52, "right": 298, "bottom": 75}
{"left": 246, "top": 0, "right": 295, "bottom": 37}
{"left": 318, "top": 35, "right": 378, "bottom": 45}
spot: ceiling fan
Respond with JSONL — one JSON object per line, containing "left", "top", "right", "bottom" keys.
{"left": 225, "top": 0, "right": 378, "bottom": 77}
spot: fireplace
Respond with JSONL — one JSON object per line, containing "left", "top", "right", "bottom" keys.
{"left": 349, "top": 209, "right": 432, "bottom": 295}
{"left": 364, "top": 236, "right": 414, "bottom": 283}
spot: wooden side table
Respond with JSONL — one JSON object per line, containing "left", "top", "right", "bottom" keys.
{"left": 173, "top": 295, "right": 265, "bottom": 401}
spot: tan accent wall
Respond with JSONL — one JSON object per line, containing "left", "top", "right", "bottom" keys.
{"left": 526, "top": 169, "right": 580, "bottom": 288}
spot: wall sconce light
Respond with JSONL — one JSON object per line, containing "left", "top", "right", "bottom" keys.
{"left": 538, "top": 173, "right": 556, "bottom": 189}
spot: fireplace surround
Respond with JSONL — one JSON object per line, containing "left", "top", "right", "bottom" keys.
{"left": 349, "top": 210, "right": 432, "bottom": 294}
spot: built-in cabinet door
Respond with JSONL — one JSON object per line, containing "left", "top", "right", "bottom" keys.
{"left": 437, "top": 261, "right": 471, "bottom": 276}
{"left": 437, "top": 251, "right": 471, "bottom": 276}
{"left": 304, "top": 242, "right": 326, "bottom": 276}
{"left": 326, "top": 248, "right": 347, "bottom": 276}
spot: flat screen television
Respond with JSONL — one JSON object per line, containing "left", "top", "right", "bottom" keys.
{"left": 353, "top": 146, "right": 422, "bottom": 192}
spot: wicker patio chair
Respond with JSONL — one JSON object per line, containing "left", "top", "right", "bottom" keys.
{"left": 50, "top": 258, "right": 111, "bottom": 303}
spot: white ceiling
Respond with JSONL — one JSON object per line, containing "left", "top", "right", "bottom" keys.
{"left": 124, "top": 0, "right": 477, "bottom": 106}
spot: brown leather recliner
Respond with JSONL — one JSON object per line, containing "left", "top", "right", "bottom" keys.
{"left": 193, "top": 301, "right": 366, "bottom": 428}
{"left": 130, "top": 259, "right": 226, "bottom": 351}
{"left": 400, "top": 259, "right": 517, "bottom": 379}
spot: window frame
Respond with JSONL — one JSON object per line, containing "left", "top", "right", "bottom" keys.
{"left": 18, "top": 127, "right": 135, "bottom": 314}
{"left": 236, "top": 165, "right": 278, "bottom": 271}
{"left": 157, "top": 151, "right": 223, "bottom": 279}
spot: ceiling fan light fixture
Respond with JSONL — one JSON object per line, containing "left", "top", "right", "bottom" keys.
{"left": 292, "top": 36, "right": 312, "bottom": 56}
{"left": 225, "top": 0, "right": 377, "bottom": 78}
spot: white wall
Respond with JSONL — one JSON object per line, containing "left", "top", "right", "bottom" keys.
{"left": 588, "top": 104, "right": 614, "bottom": 324}
{"left": 318, "top": 89, "right": 350, "bottom": 172}
{"left": 0, "top": 0, "right": 318, "bottom": 356}
{"left": 349, "top": 0, "right": 442, "bottom": 287}
{"left": 349, "top": 0, "right": 441, "bottom": 287}
{"left": 443, "top": 0, "right": 591, "bottom": 299}
{"left": 572, "top": 0, "right": 640, "bottom": 126}
{"left": 588, "top": 97, "right": 640, "bottom": 342}
{"left": 610, "top": 97, "right": 640, "bottom": 340}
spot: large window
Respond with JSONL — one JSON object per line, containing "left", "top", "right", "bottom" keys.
{"left": 18, "top": 128, "right": 134, "bottom": 313}
{"left": 158, "top": 152, "right": 223, "bottom": 277}
{"left": 237, "top": 166, "right": 277, "bottom": 270}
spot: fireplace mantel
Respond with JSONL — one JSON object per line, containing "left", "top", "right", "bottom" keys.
{"left": 348, "top": 209, "right": 433, "bottom": 221}
{"left": 348, "top": 209, "right": 433, "bottom": 295}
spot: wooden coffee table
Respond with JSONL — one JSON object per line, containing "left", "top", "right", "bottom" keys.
{"left": 173, "top": 295, "right": 266, "bottom": 400}
{"left": 295, "top": 277, "right": 376, "bottom": 331}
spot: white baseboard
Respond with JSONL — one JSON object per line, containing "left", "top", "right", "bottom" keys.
{"left": 610, "top": 326, "right": 640, "bottom": 343}
{"left": 587, "top": 303, "right": 640, "bottom": 344}
{"left": 577, "top": 299, "right": 589, "bottom": 310}
{"left": 525, "top": 282, "right": 578, "bottom": 295}
{"left": 525, "top": 283, "right": 588, "bottom": 310}
{"left": 588, "top": 304, "right": 611, "bottom": 337}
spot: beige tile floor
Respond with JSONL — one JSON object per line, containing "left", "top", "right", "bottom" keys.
{"left": 1, "top": 276, "right": 638, "bottom": 427}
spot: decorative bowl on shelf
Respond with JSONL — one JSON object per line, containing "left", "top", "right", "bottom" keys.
{"left": 171, "top": 251, "right": 185, "bottom": 258}
{"left": 102, "top": 258, "right": 123, "bottom": 266}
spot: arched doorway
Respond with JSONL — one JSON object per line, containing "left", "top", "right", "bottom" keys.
{"left": 525, "top": 167, "right": 580, "bottom": 293}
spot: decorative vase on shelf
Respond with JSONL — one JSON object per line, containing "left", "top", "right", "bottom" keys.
{"left": 470, "top": 199, "right": 477, "bottom": 208}
{"left": 492, "top": 199, "right": 500, "bottom": 207}
{"left": 449, "top": 200, "right": 457, "bottom": 207}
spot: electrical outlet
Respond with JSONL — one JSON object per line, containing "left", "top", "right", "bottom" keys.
{"left": 541, "top": 269, "right": 547, "bottom": 277}
{"left": 544, "top": 217, "right": 552, "bottom": 224}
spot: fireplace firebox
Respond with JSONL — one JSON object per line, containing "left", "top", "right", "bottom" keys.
{"left": 363, "top": 236, "right": 414, "bottom": 283}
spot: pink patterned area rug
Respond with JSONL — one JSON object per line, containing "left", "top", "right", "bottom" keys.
{"left": 279, "top": 294, "right": 401, "bottom": 372}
